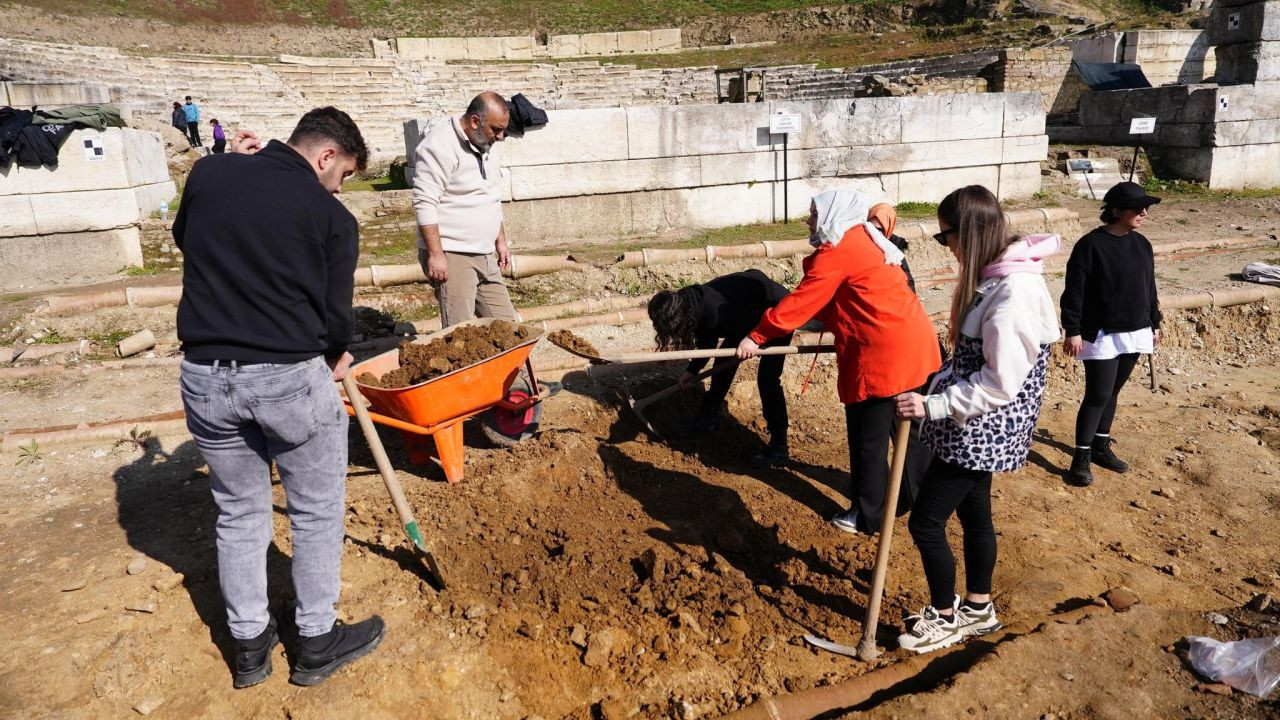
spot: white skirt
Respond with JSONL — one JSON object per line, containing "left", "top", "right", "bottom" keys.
{"left": 1077, "top": 327, "right": 1154, "bottom": 361}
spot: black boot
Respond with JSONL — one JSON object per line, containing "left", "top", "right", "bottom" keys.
{"left": 290, "top": 616, "right": 386, "bottom": 687}
{"left": 750, "top": 442, "right": 789, "bottom": 468}
{"left": 1068, "top": 448, "right": 1094, "bottom": 487}
{"left": 1090, "top": 436, "right": 1130, "bottom": 473}
{"left": 233, "top": 616, "right": 279, "bottom": 689}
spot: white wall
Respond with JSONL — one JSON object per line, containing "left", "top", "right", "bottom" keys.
{"left": 403, "top": 93, "right": 1048, "bottom": 243}
{"left": 0, "top": 127, "right": 174, "bottom": 290}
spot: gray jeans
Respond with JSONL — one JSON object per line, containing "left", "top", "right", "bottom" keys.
{"left": 179, "top": 357, "right": 348, "bottom": 640}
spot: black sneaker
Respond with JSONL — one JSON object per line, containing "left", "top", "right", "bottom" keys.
{"left": 289, "top": 616, "right": 386, "bottom": 687}
{"left": 232, "top": 617, "right": 279, "bottom": 689}
{"left": 1068, "top": 447, "right": 1094, "bottom": 487}
{"left": 1090, "top": 436, "right": 1130, "bottom": 473}
{"left": 750, "top": 444, "right": 789, "bottom": 468}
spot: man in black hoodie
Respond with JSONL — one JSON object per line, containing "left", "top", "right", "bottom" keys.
{"left": 175, "top": 107, "right": 384, "bottom": 689}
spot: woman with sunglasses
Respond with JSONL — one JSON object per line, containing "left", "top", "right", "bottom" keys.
{"left": 1060, "top": 181, "right": 1162, "bottom": 487}
{"left": 736, "top": 190, "right": 939, "bottom": 536}
{"left": 894, "top": 185, "right": 1060, "bottom": 654}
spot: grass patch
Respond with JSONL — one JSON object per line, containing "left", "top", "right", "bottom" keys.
{"left": 345, "top": 173, "right": 409, "bottom": 193}
{"left": 32, "top": 330, "right": 71, "bottom": 345}
{"left": 92, "top": 329, "right": 135, "bottom": 348}
{"left": 895, "top": 201, "right": 938, "bottom": 218}
{"left": 14, "top": 0, "right": 899, "bottom": 37}
{"left": 1142, "top": 177, "right": 1280, "bottom": 201}
{"left": 3, "top": 294, "right": 31, "bottom": 303}
{"left": 388, "top": 303, "right": 439, "bottom": 323}
{"left": 122, "top": 264, "right": 163, "bottom": 277}
{"left": 568, "top": 221, "right": 806, "bottom": 263}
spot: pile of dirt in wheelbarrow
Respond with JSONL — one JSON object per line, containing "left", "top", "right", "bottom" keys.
{"left": 358, "top": 321, "right": 531, "bottom": 389}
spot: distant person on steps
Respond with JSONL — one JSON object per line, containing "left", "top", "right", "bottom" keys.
{"left": 183, "top": 95, "right": 202, "bottom": 148}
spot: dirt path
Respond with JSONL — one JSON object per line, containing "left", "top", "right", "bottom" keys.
{"left": 3, "top": 188, "right": 1280, "bottom": 717}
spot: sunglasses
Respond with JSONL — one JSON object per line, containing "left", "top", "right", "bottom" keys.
{"left": 933, "top": 228, "right": 956, "bottom": 247}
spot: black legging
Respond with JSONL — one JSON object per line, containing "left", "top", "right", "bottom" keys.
{"left": 844, "top": 395, "right": 932, "bottom": 532}
{"left": 702, "top": 332, "right": 792, "bottom": 446}
{"left": 1074, "top": 353, "right": 1139, "bottom": 446}
{"left": 907, "top": 458, "right": 995, "bottom": 610}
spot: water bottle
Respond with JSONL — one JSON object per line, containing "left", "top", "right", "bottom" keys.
{"left": 160, "top": 200, "right": 169, "bottom": 222}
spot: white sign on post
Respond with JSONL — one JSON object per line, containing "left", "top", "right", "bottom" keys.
{"left": 1128, "top": 117, "right": 1156, "bottom": 134}
{"left": 769, "top": 111, "right": 802, "bottom": 135}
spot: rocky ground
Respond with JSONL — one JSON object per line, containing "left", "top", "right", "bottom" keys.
{"left": 2, "top": 187, "right": 1280, "bottom": 718}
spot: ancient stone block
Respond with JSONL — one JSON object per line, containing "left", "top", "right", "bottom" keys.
{"left": 428, "top": 38, "right": 469, "bottom": 61}
{"left": 502, "top": 108, "right": 630, "bottom": 166}
{"left": 626, "top": 104, "right": 765, "bottom": 159}
{"left": 616, "top": 31, "right": 652, "bottom": 54}
{"left": 507, "top": 156, "right": 700, "bottom": 200}
{"left": 900, "top": 93, "right": 1004, "bottom": 143}
{"left": 465, "top": 37, "right": 504, "bottom": 60}
{"left": 548, "top": 34, "right": 582, "bottom": 58}
{"left": 580, "top": 33, "right": 619, "bottom": 56}
{"left": 651, "top": 29, "right": 682, "bottom": 51}
{"left": 0, "top": 227, "right": 143, "bottom": 292}
{"left": 1216, "top": 41, "right": 1280, "bottom": 83}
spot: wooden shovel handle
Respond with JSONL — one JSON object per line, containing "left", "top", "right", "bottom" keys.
{"left": 342, "top": 374, "right": 416, "bottom": 527}
{"left": 858, "top": 417, "right": 912, "bottom": 660}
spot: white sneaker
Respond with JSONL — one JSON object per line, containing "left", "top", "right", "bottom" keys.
{"left": 831, "top": 509, "right": 861, "bottom": 534}
{"left": 955, "top": 600, "right": 1002, "bottom": 636}
{"left": 897, "top": 603, "right": 963, "bottom": 654}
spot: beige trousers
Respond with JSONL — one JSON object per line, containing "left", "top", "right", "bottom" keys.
{"left": 419, "top": 248, "right": 516, "bottom": 328}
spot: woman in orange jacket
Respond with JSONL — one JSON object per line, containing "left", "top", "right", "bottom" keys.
{"left": 737, "top": 190, "right": 941, "bottom": 533}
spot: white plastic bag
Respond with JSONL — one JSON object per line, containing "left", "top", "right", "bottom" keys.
{"left": 1187, "top": 635, "right": 1280, "bottom": 698}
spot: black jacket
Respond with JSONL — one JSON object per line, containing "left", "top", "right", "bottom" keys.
{"left": 683, "top": 269, "right": 789, "bottom": 374}
{"left": 174, "top": 140, "right": 359, "bottom": 363}
{"left": 1060, "top": 227, "right": 1161, "bottom": 340}
{"left": 0, "top": 107, "right": 33, "bottom": 168}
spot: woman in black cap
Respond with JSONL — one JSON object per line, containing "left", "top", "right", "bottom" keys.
{"left": 1060, "top": 181, "right": 1163, "bottom": 486}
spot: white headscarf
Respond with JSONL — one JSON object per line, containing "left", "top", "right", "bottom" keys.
{"left": 810, "top": 189, "right": 905, "bottom": 265}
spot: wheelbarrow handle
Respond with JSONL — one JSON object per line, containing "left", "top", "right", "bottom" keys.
{"left": 342, "top": 399, "right": 435, "bottom": 436}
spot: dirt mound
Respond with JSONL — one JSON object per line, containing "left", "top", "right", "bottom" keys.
{"left": 357, "top": 321, "right": 531, "bottom": 388}
{"left": 548, "top": 329, "right": 600, "bottom": 358}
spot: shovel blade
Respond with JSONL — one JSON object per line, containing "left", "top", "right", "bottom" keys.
{"left": 405, "top": 520, "right": 447, "bottom": 590}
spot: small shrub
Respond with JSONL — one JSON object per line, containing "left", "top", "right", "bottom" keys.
{"left": 15, "top": 441, "right": 41, "bottom": 466}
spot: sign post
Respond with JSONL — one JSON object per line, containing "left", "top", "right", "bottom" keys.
{"left": 1128, "top": 117, "right": 1156, "bottom": 182}
{"left": 769, "top": 110, "right": 802, "bottom": 223}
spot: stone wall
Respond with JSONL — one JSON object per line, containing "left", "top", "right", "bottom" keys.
{"left": 1126, "top": 30, "right": 1217, "bottom": 85}
{"left": 758, "top": 50, "right": 1000, "bottom": 103}
{"left": 0, "top": 127, "right": 175, "bottom": 290}
{"left": 1068, "top": 30, "right": 1216, "bottom": 86}
{"left": 1067, "top": 81, "right": 1280, "bottom": 188}
{"left": 988, "top": 47, "right": 1076, "bottom": 114}
{"left": 395, "top": 29, "right": 682, "bottom": 61}
{"left": 404, "top": 93, "right": 1047, "bottom": 245}
{"left": 0, "top": 37, "right": 716, "bottom": 163}
{"left": 1, "top": 81, "right": 110, "bottom": 106}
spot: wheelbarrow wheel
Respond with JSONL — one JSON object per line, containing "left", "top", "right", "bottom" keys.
{"left": 482, "top": 374, "right": 543, "bottom": 448}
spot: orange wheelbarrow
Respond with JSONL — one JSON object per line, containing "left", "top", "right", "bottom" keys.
{"left": 344, "top": 319, "right": 552, "bottom": 483}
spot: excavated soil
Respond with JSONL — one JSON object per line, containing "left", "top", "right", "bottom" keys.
{"left": 3, "top": 190, "right": 1280, "bottom": 719}
{"left": 358, "top": 321, "right": 531, "bottom": 389}
{"left": 547, "top": 330, "right": 602, "bottom": 360}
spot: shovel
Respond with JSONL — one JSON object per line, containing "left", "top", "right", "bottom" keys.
{"left": 624, "top": 360, "right": 742, "bottom": 439}
{"left": 554, "top": 341, "right": 835, "bottom": 366}
{"left": 857, "top": 417, "right": 912, "bottom": 661}
{"left": 342, "top": 375, "right": 447, "bottom": 590}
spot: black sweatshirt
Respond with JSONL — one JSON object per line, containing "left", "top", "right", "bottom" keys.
{"left": 1060, "top": 226, "right": 1162, "bottom": 340}
{"left": 174, "top": 140, "right": 358, "bottom": 363}
{"left": 683, "top": 269, "right": 789, "bottom": 374}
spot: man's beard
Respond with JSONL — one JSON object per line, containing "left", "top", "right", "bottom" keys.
{"left": 466, "top": 126, "right": 492, "bottom": 153}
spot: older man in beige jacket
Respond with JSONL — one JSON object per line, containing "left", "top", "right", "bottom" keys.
{"left": 413, "top": 91, "right": 515, "bottom": 327}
